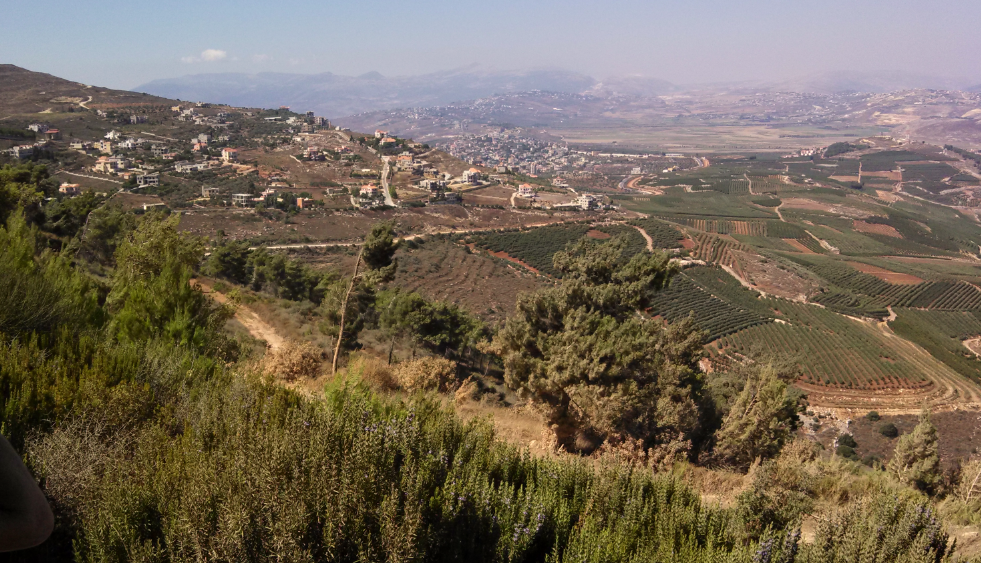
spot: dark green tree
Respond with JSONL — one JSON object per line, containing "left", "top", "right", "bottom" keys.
{"left": 888, "top": 410, "right": 941, "bottom": 493}
{"left": 494, "top": 236, "right": 703, "bottom": 452}
{"left": 711, "top": 362, "right": 806, "bottom": 470}
{"left": 106, "top": 215, "right": 232, "bottom": 354}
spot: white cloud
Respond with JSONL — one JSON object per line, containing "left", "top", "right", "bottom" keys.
{"left": 181, "top": 49, "right": 228, "bottom": 63}
{"left": 200, "top": 49, "right": 228, "bottom": 62}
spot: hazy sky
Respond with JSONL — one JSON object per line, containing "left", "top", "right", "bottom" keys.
{"left": 4, "top": 0, "right": 980, "bottom": 89}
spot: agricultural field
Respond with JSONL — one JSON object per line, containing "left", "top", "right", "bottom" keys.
{"left": 393, "top": 239, "right": 544, "bottom": 325}
{"left": 469, "top": 224, "right": 593, "bottom": 276}
{"left": 572, "top": 144, "right": 981, "bottom": 402}
{"left": 626, "top": 217, "right": 684, "bottom": 249}
{"left": 648, "top": 272, "right": 772, "bottom": 342}
{"left": 888, "top": 309, "right": 981, "bottom": 383}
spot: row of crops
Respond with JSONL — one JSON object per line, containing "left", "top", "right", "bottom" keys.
{"left": 888, "top": 309, "right": 981, "bottom": 382}
{"left": 470, "top": 224, "right": 592, "bottom": 276}
{"left": 788, "top": 255, "right": 981, "bottom": 312}
{"left": 666, "top": 217, "right": 766, "bottom": 236}
{"left": 878, "top": 281, "right": 981, "bottom": 310}
{"left": 647, "top": 274, "right": 771, "bottom": 342}
{"left": 683, "top": 266, "right": 776, "bottom": 317}
{"left": 718, "top": 321, "right": 929, "bottom": 389}
{"left": 626, "top": 218, "right": 684, "bottom": 248}
{"left": 688, "top": 233, "right": 749, "bottom": 267}
{"left": 470, "top": 222, "right": 655, "bottom": 277}
{"left": 902, "top": 163, "right": 960, "bottom": 182}
{"left": 749, "top": 175, "right": 795, "bottom": 195}
{"left": 811, "top": 289, "right": 890, "bottom": 319}
{"left": 691, "top": 179, "right": 750, "bottom": 195}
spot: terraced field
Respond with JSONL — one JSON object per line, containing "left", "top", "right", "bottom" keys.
{"left": 394, "top": 240, "right": 543, "bottom": 324}
{"left": 554, "top": 146, "right": 981, "bottom": 410}
{"left": 647, "top": 273, "right": 771, "bottom": 342}
{"left": 716, "top": 301, "right": 981, "bottom": 410}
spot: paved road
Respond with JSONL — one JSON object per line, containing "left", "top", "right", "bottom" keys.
{"left": 380, "top": 157, "right": 396, "bottom": 207}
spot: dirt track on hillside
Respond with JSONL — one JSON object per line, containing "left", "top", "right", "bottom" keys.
{"left": 194, "top": 279, "right": 284, "bottom": 351}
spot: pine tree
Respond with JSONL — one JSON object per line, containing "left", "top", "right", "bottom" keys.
{"left": 888, "top": 410, "right": 941, "bottom": 493}
{"left": 712, "top": 362, "right": 805, "bottom": 470}
{"left": 494, "top": 236, "right": 704, "bottom": 452}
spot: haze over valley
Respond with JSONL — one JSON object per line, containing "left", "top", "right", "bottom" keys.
{"left": 4, "top": 0, "right": 981, "bottom": 560}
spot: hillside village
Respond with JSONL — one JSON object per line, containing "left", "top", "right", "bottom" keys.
{"left": 3, "top": 95, "right": 630, "bottom": 222}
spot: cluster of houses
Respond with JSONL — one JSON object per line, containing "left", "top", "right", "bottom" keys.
{"left": 554, "top": 193, "right": 601, "bottom": 211}
{"left": 225, "top": 188, "right": 313, "bottom": 210}
{"left": 7, "top": 123, "right": 62, "bottom": 158}
{"left": 303, "top": 146, "right": 326, "bottom": 161}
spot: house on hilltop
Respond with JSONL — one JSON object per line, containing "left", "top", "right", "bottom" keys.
{"left": 517, "top": 184, "right": 536, "bottom": 198}
{"left": 136, "top": 173, "right": 159, "bottom": 188}
{"left": 462, "top": 168, "right": 482, "bottom": 185}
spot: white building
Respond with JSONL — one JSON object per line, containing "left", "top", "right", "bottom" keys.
{"left": 11, "top": 145, "right": 34, "bottom": 159}
{"left": 462, "top": 168, "right": 482, "bottom": 185}
{"left": 232, "top": 193, "right": 253, "bottom": 207}
{"left": 136, "top": 173, "right": 160, "bottom": 188}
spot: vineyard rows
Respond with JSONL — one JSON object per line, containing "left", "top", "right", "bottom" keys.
{"left": 791, "top": 256, "right": 981, "bottom": 312}
{"left": 878, "top": 281, "right": 981, "bottom": 310}
{"left": 647, "top": 274, "right": 771, "bottom": 342}
{"left": 667, "top": 217, "right": 766, "bottom": 236}
{"left": 627, "top": 218, "right": 684, "bottom": 248}
{"left": 889, "top": 308, "right": 981, "bottom": 382}
{"left": 718, "top": 322, "right": 929, "bottom": 389}
{"left": 902, "top": 163, "right": 960, "bottom": 183}
{"left": 749, "top": 175, "right": 791, "bottom": 195}
{"left": 688, "top": 233, "right": 749, "bottom": 270}
{"left": 471, "top": 224, "right": 591, "bottom": 276}
{"left": 684, "top": 265, "right": 776, "bottom": 317}
{"left": 692, "top": 179, "right": 750, "bottom": 195}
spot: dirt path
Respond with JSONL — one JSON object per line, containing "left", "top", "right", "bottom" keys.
{"left": 58, "top": 170, "right": 123, "bottom": 185}
{"left": 195, "top": 279, "right": 285, "bottom": 351}
{"left": 139, "top": 131, "right": 179, "bottom": 143}
{"left": 632, "top": 225, "right": 654, "bottom": 252}
{"left": 744, "top": 173, "right": 755, "bottom": 195}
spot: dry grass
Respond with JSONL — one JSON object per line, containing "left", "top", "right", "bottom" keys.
{"left": 262, "top": 339, "right": 323, "bottom": 382}
{"left": 394, "top": 357, "right": 458, "bottom": 392}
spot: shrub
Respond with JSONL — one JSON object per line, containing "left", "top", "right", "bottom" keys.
{"left": 262, "top": 339, "right": 322, "bottom": 381}
{"left": 394, "top": 356, "right": 458, "bottom": 392}
{"left": 879, "top": 422, "right": 899, "bottom": 438}
{"left": 836, "top": 445, "right": 859, "bottom": 461}
{"left": 344, "top": 354, "right": 398, "bottom": 391}
{"left": 862, "top": 454, "right": 881, "bottom": 468}
{"left": 888, "top": 411, "right": 941, "bottom": 493}
{"left": 838, "top": 434, "right": 857, "bottom": 448}
{"left": 865, "top": 411, "right": 880, "bottom": 422}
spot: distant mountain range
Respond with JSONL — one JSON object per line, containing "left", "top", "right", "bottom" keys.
{"left": 134, "top": 67, "right": 598, "bottom": 118}
{"left": 133, "top": 67, "right": 981, "bottom": 119}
